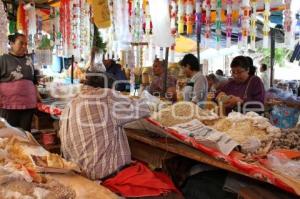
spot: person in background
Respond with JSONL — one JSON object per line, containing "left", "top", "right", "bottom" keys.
{"left": 260, "top": 64, "right": 270, "bottom": 91}
{"left": 216, "top": 56, "right": 265, "bottom": 115}
{"left": 59, "top": 74, "right": 150, "bottom": 180}
{"left": 245, "top": 56, "right": 257, "bottom": 76}
{"left": 103, "top": 58, "right": 128, "bottom": 91}
{"left": 0, "top": 33, "right": 40, "bottom": 131}
{"left": 179, "top": 54, "right": 208, "bottom": 105}
{"left": 206, "top": 74, "right": 219, "bottom": 92}
{"left": 216, "top": 69, "right": 224, "bottom": 77}
{"left": 149, "top": 58, "right": 177, "bottom": 101}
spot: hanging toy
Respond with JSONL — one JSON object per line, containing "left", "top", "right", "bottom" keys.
{"left": 204, "top": 0, "right": 211, "bottom": 48}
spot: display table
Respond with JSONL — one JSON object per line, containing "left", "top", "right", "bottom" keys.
{"left": 47, "top": 173, "right": 118, "bottom": 199}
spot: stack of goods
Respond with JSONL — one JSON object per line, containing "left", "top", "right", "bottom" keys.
{"left": 151, "top": 102, "right": 219, "bottom": 127}
{"left": 210, "top": 112, "right": 281, "bottom": 154}
{"left": 0, "top": 122, "right": 78, "bottom": 198}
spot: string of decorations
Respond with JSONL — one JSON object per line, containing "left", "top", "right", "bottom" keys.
{"left": 263, "top": 0, "right": 270, "bottom": 48}
{"left": 204, "top": 0, "right": 211, "bottom": 48}
{"left": 170, "top": 0, "right": 177, "bottom": 63}
{"left": 177, "top": 0, "right": 185, "bottom": 34}
{"left": 60, "top": 0, "right": 71, "bottom": 56}
{"left": 186, "top": 0, "right": 194, "bottom": 35}
{"left": 283, "top": 0, "right": 293, "bottom": 47}
{"left": 226, "top": 0, "right": 233, "bottom": 48}
{"left": 0, "top": 0, "right": 8, "bottom": 55}
{"left": 242, "top": 0, "right": 250, "bottom": 49}
{"left": 216, "top": 0, "right": 222, "bottom": 49}
{"left": 237, "top": 0, "right": 243, "bottom": 48}
{"left": 250, "top": 0, "right": 257, "bottom": 49}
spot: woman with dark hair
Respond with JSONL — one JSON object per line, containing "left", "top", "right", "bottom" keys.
{"left": 245, "top": 56, "right": 257, "bottom": 76}
{"left": 179, "top": 54, "right": 208, "bottom": 104}
{"left": 0, "top": 33, "right": 39, "bottom": 131}
{"left": 216, "top": 56, "right": 265, "bottom": 115}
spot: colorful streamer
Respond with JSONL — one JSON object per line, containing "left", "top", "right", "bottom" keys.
{"left": 186, "top": 0, "right": 194, "bottom": 35}
{"left": 237, "top": 0, "right": 243, "bottom": 48}
{"left": 204, "top": 0, "right": 211, "bottom": 48}
{"left": 284, "top": 0, "right": 293, "bottom": 47}
{"left": 242, "top": 0, "right": 250, "bottom": 49}
{"left": 216, "top": 0, "right": 222, "bottom": 49}
{"left": 177, "top": 0, "right": 185, "bottom": 34}
{"left": 17, "top": 1, "right": 27, "bottom": 34}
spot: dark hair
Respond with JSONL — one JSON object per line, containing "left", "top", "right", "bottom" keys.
{"left": 216, "top": 69, "right": 224, "bottom": 76}
{"left": 84, "top": 71, "right": 115, "bottom": 88}
{"left": 206, "top": 74, "right": 218, "bottom": 83}
{"left": 230, "top": 56, "right": 249, "bottom": 70}
{"left": 261, "top": 64, "right": 267, "bottom": 71}
{"left": 8, "top": 33, "right": 25, "bottom": 44}
{"left": 179, "top": 53, "right": 200, "bottom": 71}
{"left": 245, "top": 56, "right": 257, "bottom": 76}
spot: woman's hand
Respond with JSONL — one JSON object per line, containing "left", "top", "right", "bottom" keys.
{"left": 224, "top": 95, "right": 243, "bottom": 107}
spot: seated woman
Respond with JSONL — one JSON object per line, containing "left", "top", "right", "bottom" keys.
{"left": 216, "top": 56, "right": 265, "bottom": 115}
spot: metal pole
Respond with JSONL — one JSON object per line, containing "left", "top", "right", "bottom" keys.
{"left": 163, "top": 47, "right": 169, "bottom": 96}
{"left": 270, "top": 28, "right": 275, "bottom": 88}
{"left": 71, "top": 55, "right": 74, "bottom": 84}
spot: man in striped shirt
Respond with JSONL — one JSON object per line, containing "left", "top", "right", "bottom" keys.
{"left": 59, "top": 75, "right": 150, "bottom": 180}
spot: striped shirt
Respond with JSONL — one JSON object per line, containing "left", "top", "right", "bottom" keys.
{"left": 59, "top": 86, "right": 150, "bottom": 180}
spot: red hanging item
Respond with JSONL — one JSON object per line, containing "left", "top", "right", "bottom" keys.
{"left": 102, "top": 162, "right": 180, "bottom": 198}
{"left": 60, "top": 0, "right": 71, "bottom": 47}
{"left": 17, "top": 1, "right": 27, "bottom": 34}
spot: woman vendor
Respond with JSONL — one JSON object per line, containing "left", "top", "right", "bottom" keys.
{"left": 0, "top": 33, "right": 39, "bottom": 131}
{"left": 216, "top": 56, "right": 265, "bottom": 115}
{"left": 179, "top": 54, "right": 208, "bottom": 105}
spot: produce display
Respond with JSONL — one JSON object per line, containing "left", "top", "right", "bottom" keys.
{"left": 152, "top": 102, "right": 219, "bottom": 127}
{"left": 271, "top": 128, "right": 300, "bottom": 151}
{"left": 0, "top": 122, "right": 78, "bottom": 199}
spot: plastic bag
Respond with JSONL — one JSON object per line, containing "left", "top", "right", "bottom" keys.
{"left": 0, "top": 118, "right": 27, "bottom": 141}
{"left": 267, "top": 153, "right": 300, "bottom": 179}
{"left": 241, "top": 137, "right": 261, "bottom": 153}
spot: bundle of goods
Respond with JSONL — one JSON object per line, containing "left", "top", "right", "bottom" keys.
{"left": 210, "top": 112, "right": 281, "bottom": 154}
{"left": 151, "top": 102, "right": 219, "bottom": 127}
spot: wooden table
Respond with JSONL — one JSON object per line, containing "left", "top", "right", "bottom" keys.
{"left": 126, "top": 129, "right": 247, "bottom": 176}
{"left": 47, "top": 173, "right": 118, "bottom": 199}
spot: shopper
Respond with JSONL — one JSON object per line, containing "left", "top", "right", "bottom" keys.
{"left": 179, "top": 54, "right": 208, "bottom": 105}
{"left": 59, "top": 74, "right": 150, "bottom": 180}
{"left": 260, "top": 63, "right": 270, "bottom": 91}
{"left": 0, "top": 33, "right": 39, "bottom": 131}
{"left": 149, "top": 58, "right": 177, "bottom": 101}
{"left": 217, "top": 56, "right": 265, "bottom": 114}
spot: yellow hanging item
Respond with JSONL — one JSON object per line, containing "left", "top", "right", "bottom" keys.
{"left": 92, "top": 0, "right": 111, "bottom": 28}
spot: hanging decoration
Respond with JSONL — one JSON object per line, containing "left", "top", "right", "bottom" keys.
{"left": 24, "top": 2, "right": 37, "bottom": 52}
{"left": 177, "top": 0, "right": 185, "bottom": 34}
{"left": 71, "top": 0, "right": 81, "bottom": 60}
{"left": 0, "top": 0, "right": 8, "bottom": 55}
{"left": 216, "top": 0, "right": 222, "bottom": 49}
{"left": 226, "top": 0, "right": 233, "bottom": 48}
{"left": 17, "top": 1, "right": 27, "bottom": 34}
{"left": 237, "top": 0, "right": 243, "bottom": 48}
{"left": 91, "top": 0, "right": 111, "bottom": 29}
{"left": 148, "top": 0, "right": 174, "bottom": 47}
{"left": 263, "top": 0, "right": 270, "bottom": 48}
{"left": 170, "top": 0, "right": 177, "bottom": 63}
{"left": 204, "top": 0, "right": 211, "bottom": 48}
{"left": 60, "top": 0, "right": 71, "bottom": 56}
{"left": 241, "top": 0, "right": 250, "bottom": 49}
{"left": 195, "top": 0, "right": 202, "bottom": 37}
{"left": 80, "top": 0, "right": 91, "bottom": 59}
{"left": 284, "top": 0, "right": 293, "bottom": 47}
{"left": 186, "top": 0, "right": 194, "bottom": 35}
{"left": 250, "top": 0, "right": 257, "bottom": 49}
{"left": 132, "top": 0, "right": 143, "bottom": 43}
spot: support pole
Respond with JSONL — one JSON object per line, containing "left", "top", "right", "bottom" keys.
{"left": 163, "top": 47, "right": 169, "bottom": 96}
{"left": 71, "top": 55, "right": 74, "bottom": 84}
{"left": 270, "top": 28, "right": 275, "bottom": 88}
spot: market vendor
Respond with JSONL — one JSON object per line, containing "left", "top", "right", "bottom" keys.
{"left": 0, "top": 33, "right": 39, "bottom": 131}
{"left": 103, "top": 58, "right": 128, "bottom": 91}
{"left": 59, "top": 74, "right": 150, "bottom": 180}
{"left": 179, "top": 54, "right": 208, "bottom": 105}
{"left": 148, "top": 58, "right": 177, "bottom": 101}
{"left": 216, "top": 56, "right": 265, "bottom": 115}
